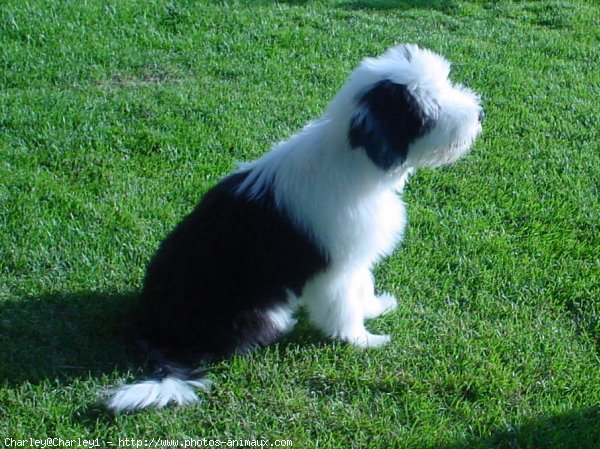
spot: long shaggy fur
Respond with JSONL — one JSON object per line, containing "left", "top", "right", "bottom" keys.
{"left": 105, "top": 44, "right": 483, "bottom": 412}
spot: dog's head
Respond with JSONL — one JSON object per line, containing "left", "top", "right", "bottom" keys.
{"left": 332, "top": 44, "right": 483, "bottom": 171}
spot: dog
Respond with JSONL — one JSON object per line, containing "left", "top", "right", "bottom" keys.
{"left": 106, "top": 44, "right": 483, "bottom": 411}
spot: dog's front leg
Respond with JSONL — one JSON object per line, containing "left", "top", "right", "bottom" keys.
{"left": 356, "top": 269, "right": 398, "bottom": 319}
{"left": 303, "top": 270, "right": 391, "bottom": 348}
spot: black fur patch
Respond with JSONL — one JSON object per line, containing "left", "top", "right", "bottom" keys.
{"left": 137, "top": 171, "right": 329, "bottom": 365}
{"left": 348, "top": 80, "right": 432, "bottom": 170}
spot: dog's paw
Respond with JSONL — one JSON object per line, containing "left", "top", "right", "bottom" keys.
{"left": 347, "top": 331, "right": 391, "bottom": 348}
{"left": 363, "top": 292, "right": 398, "bottom": 319}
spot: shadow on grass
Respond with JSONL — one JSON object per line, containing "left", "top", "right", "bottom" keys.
{"left": 228, "top": 0, "right": 454, "bottom": 11}
{"left": 279, "top": 308, "right": 333, "bottom": 349}
{"left": 437, "top": 407, "right": 600, "bottom": 449}
{"left": 0, "top": 291, "right": 328, "bottom": 385}
{"left": 2, "top": 292, "right": 598, "bottom": 446}
{"left": 0, "top": 291, "right": 331, "bottom": 385}
{"left": 0, "top": 291, "right": 142, "bottom": 386}
{"left": 339, "top": 0, "right": 453, "bottom": 11}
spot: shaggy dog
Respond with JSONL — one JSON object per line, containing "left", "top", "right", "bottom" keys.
{"left": 106, "top": 44, "right": 483, "bottom": 411}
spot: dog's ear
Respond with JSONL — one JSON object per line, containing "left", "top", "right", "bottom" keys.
{"left": 348, "top": 80, "right": 431, "bottom": 170}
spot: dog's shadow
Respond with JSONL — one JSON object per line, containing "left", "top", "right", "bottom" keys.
{"left": 338, "top": 0, "right": 453, "bottom": 11}
{"left": 0, "top": 291, "right": 143, "bottom": 386}
{"left": 247, "top": 0, "right": 453, "bottom": 12}
{"left": 0, "top": 291, "right": 328, "bottom": 387}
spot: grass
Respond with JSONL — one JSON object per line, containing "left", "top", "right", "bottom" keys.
{"left": 1, "top": 0, "right": 598, "bottom": 447}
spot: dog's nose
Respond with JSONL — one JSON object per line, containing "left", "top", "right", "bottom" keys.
{"left": 478, "top": 109, "right": 485, "bottom": 122}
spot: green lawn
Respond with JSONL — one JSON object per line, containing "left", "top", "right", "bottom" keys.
{"left": 1, "top": 0, "right": 598, "bottom": 447}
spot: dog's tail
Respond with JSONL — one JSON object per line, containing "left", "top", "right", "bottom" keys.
{"left": 105, "top": 364, "right": 212, "bottom": 412}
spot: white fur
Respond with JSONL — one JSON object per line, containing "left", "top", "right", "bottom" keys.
{"left": 238, "top": 44, "right": 481, "bottom": 347}
{"left": 105, "top": 376, "right": 212, "bottom": 412}
{"left": 267, "top": 292, "right": 300, "bottom": 334}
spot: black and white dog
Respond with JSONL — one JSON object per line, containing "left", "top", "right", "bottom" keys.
{"left": 106, "top": 44, "right": 483, "bottom": 411}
